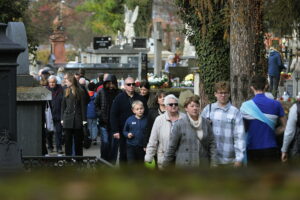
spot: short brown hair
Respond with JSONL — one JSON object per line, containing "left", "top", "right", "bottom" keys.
{"left": 184, "top": 95, "right": 200, "bottom": 108}
{"left": 214, "top": 81, "right": 230, "bottom": 93}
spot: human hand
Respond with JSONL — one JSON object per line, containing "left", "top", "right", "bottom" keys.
{"left": 128, "top": 133, "right": 134, "bottom": 139}
{"left": 83, "top": 121, "right": 88, "bottom": 126}
{"left": 233, "top": 161, "right": 242, "bottom": 168}
{"left": 281, "top": 152, "right": 288, "bottom": 162}
{"left": 113, "top": 133, "right": 120, "bottom": 139}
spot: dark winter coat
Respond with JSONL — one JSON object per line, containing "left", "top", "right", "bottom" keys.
{"left": 87, "top": 92, "right": 97, "bottom": 119}
{"left": 143, "top": 107, "right": 164, "bottom": 147}
{"left": 123, "top": 115, "right": 147, "bottom": 147}
{"left": 46, "top": 84, "right": 63, "bottom": 122}
{"left": 110, "top": 91, "right": 148, "bottom": 134}
{"left": 61, "top": 87, "right": 87, "bottom": 129}
{"left": 94, "top": 74, "right": 121, "bottom": 128}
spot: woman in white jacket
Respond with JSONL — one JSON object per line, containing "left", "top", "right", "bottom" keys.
{"left": 145, "top": 94, "right": 184, "bottom": 169}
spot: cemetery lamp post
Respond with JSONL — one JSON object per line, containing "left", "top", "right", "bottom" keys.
{"left": 0, "top": 23, "right": 25, "bottom": 141}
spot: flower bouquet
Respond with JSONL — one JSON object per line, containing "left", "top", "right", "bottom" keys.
{"left": 147, "top": 73, "right": 170, "bottom": 88}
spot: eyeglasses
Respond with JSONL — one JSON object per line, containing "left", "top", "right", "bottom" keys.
{"left": 126, "top": 83, "right": 136, "bottom": 87}
{"left": 216, "top": 92, "right": 229, "bottom": 95}
{"left": 167, "top": 103, "right": 178, "bottom": 107}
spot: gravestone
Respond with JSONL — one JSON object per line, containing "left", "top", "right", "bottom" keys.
{"left": 0, "top": 23, "right": 25, "bottom": 171}
{"left": 6, "top": 22, "right": 29, "bottom": 75}
{"left": 6, "top": 22, "right": 51, "bottom": 156}
{"left": 153, "top": 22, "right": 163, "bottom": 76}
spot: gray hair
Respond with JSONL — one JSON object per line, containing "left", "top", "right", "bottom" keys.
{"left": 48, "top": 75, "right": 57, "bottom": 82}
{"left": 164, "top": 94, "right": 178, "bottom": 105}
{"left": 79, "top": 77, "right": 86, "bottom": 85}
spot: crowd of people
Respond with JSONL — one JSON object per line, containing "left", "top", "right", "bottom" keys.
{"left": 34, "top": 67, "right": 300, "bottom": 169}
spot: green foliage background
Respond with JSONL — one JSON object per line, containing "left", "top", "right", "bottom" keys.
{"left": 76, "top": 0, "right": 152, "bottom": 37}
{"left": 175, "top": 0, "right": 230, "bottom": 101}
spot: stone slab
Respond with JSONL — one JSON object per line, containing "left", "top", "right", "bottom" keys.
{"left": 17, "top": 86, "right": 52, "bottom": 101}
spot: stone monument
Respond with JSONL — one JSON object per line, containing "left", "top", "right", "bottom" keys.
{"left": 49, "top": 16, "right": 67, "bottom": 64}
{"left": 123, "top": 5, "right": 139, "bottom": 44}
{"left": 182, "top": 24, "right": 196, "bottom": 57}
{"left": 6, "top": 22, "right": 51, "bottom": 156}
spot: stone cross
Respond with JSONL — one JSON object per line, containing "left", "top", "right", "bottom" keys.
{"left": 153, "top": 22, "right": 163, "bottom": 76}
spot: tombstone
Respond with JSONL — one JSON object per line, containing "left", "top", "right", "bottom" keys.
{"left": 138, "top": 53, "right": 148, "bottom": 81}
{"left": 153, "top": 22, "right": 163, "bottom": 76}
{"left": 0, "top": 23, "right": 25, "bottom": 171}
{"left": 6, "top": 22, "right": 51, "bottom": 156}
{"left": 182, "top": 24, "right": 196, "bottom": 57}
{"left": 6, "top": 22, "right": 29, "bottom": 75}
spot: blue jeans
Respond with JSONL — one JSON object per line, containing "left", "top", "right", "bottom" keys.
{"left": 100, "top": 126, "right": 111, "bottom": 161}
{"left": 87, "top": 119, "right": 98, "bottom": 140}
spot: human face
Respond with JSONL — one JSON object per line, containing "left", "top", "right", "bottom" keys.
{"left": 132, "top": 104, "right": 144, "bottom": 118}
{"left": 157, "top": 94, "right": 165, "bottom": 106}
{"left": 139, "top": 87, "right": 149, "bottom": 96}
{"left": 124, "top": 78, "right": 135, "bottom": 94}
{"left": 65, "top": 78, "right": 72, "bottom": 87}
{"left": 166, "top": 98, "right": 179, "bottom": 114}
{"left": 48, "top": 78, "right": 57, "bottom": 88}
{"left": 214, "top": 89, "right": 230, "bottom": 106}
{"left": 185, "top": 101, "right": 200, "bottom": 120}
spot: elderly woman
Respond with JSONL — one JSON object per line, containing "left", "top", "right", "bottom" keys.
{"left": 163, "top": 96, "right": 217, "bottom": 168}
{"left": 46, "top": 75, "right": 64, "bottom": 154}
{"left": 145, "top": 94, "right": 184, "bottom": 169}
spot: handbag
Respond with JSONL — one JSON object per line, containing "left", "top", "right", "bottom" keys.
{"left": 83, "top": 124, "right": 92, "bottom": 149}
{"left": 45, "top": 101, "right": 55, "bottom": 132}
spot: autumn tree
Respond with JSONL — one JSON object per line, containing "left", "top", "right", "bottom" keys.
{"left": 0, "top": 0, "right": 39, "bottom": 63}
{"left": 175, "top": 0, "right": 230, "bottom": 106}
{"left": 76, "top": 0, "right": 152, "bottom": 37}
{"left": 230, "top": 0, "right": 265, "bottom": 107}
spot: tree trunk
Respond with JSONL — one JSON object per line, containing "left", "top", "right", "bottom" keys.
{"left": 230, "top": 0, "right": 265, "bottom": 107}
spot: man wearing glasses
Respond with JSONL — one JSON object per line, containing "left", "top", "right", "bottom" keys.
{"left": 110, "top": 77, "right": 148, "bottom": 165}
{"left": 201, "top": 81, "right": 245, "bottom": 167}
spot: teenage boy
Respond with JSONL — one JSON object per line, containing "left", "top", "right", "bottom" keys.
{"left": 241, "top": 75, "right": 286, "bottom": 165}
{"left": 123, "top": 100, "right": 147, "bottom": 164}
{"left": 201, "top": 81, "right": 245, "bottom": 167}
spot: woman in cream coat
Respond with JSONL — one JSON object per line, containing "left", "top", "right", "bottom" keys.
{"left": 145, "top": 94, "right": 184, "bottom": 169}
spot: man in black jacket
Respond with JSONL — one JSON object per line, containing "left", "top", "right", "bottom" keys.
{"left": 94, "top": 74, "right": 121, "bottom": 161}
{"left": 110, "top": 77, "right": 148, "bottom": 165}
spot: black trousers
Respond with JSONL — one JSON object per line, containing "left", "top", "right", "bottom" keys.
{"left": 247, "top": 147, "right": 280, "bottom": 166}
{"left": 127, "top": 144, "right": 145, "bottom": 164}
{"left": 64, "top": 128, "right": 83, "bottom": 156}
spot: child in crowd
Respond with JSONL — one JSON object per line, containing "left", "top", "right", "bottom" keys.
{"left": 123, "top": 100, "right": 148, "bottom": 164}
{"left": 87, "top": 82, "right": 98, "bottom": 144}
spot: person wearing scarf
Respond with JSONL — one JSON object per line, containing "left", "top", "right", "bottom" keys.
{"left": 163, "top": 96, "right": 216, "bottom": 168}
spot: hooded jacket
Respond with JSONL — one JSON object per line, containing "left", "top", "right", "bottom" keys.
{"left": 268, "top": 50, "right": 283, "bottom": 77}
{"left": 94, "top": 74, "right": 121, "bottom": 128}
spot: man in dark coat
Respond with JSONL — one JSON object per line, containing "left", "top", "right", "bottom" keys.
{"left": 110, "top": 77, "right": 148, "bottom": 164}
{"left": 268, "top": 47, "right": 283, "bottom": 98}
{"left": 46, "top": 75, "right": 64, "bottom": 153}
{"left": 94, "top": 74, "right": 121, "bottom": 161}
